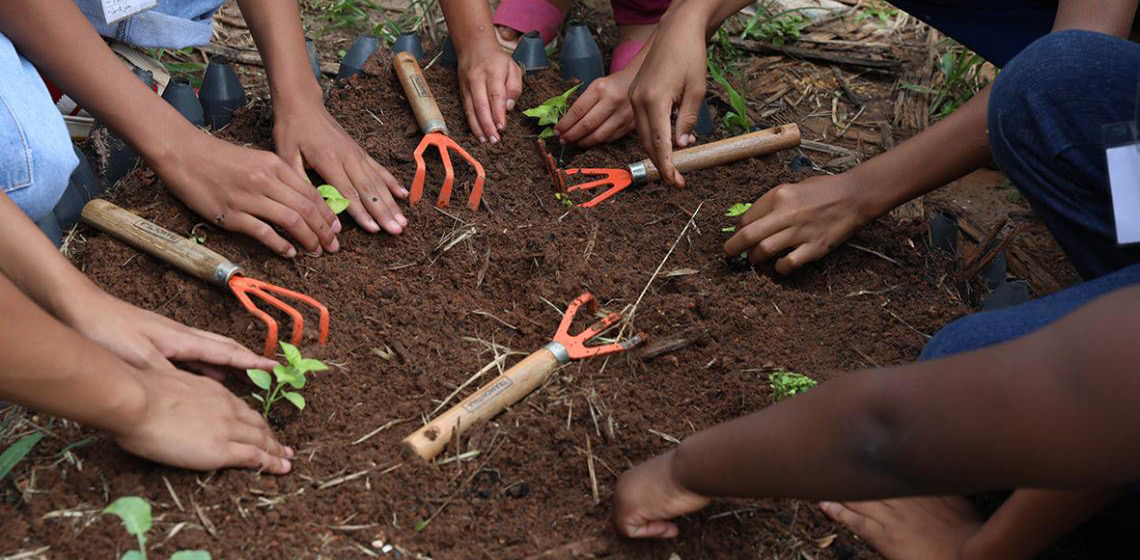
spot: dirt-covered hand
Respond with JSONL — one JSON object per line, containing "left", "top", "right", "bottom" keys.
{"left": 112, "top": 367, "right": 294, "bottom": 473}
{"left": 554, "top": 67, "right": 637, "bottom": 147}
{"left": 723, "top": 174, "right": 874, "bottom": 274}
{"left": 613, "top": 451, "right": 711, "bottom": 538}
{"left": 152, "top": 131, "right": 340, "bottom": 257}
{"left": 274, "top": 103, "right": 408, "bottom": 235}
{"left": 63, "top": 288, "right": 277, "bottom": 375}
{"left": 628, "top": 14, "right": 707, "bottom": 188}
{"left": 458, "top": 41, "right": 523, "bottom": 143}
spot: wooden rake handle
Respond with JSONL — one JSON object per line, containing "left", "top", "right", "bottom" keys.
{"left": 641, "top": 123, "right": 802, "bottom": 183}
{"left": 80, "top": 199, "right": 238, "bottom": 286}
{"left": 393, "top": 51, "right": 448, "bottom": 136}
{"left": 403, "top": 347, "right": 561, "bottom": 461}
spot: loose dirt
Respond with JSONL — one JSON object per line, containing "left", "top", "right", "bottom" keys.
{"left": 1, "top": 52, "right": 968, "bottom": 560}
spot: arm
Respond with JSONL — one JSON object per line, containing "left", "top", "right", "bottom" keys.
{"left": 615, "top": 284, "right": 1140, "bottom": 535}
{"left": 0, "top": 195, "right": 275, "bottom": 372}
{"left": 0, "top": 0, "right": 338, "bottom": 257}
{"left": 236, "top": 0, "right": 409, "bottom": 236}
{"left": 0, "top": 271, "right": 292, "bottom": 473}
{"left": 961, "top": 488, "right": 1123, "bottom": 560}
{"left": 439, "top": 0, "right": 523, "bottom": 143}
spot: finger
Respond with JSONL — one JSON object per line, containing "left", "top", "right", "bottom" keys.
{"left": 724, "top": 214, "right": 790, "bottom": 257}
{"left": 162, "top": 328, "right": 277, "bottom": 370}
{"left": 226, "top": 442, "right": 292, "bottom": 474}
{"left": 487, "top": 67, "right": 508, "bottom": 135}
{"left": 461, "top": 84, "right": 484, "bottom": 142}
{"left": 248, "top": 195, "right": 324, "bottom": 254}
{"left": 505, "top": 60, "right": 523, "bottom": 111}
{"left": 555, "top": 86, "right": 600, "bottom": 138}
{"left": 776, "top": 242, "right": 827, "bottom": 275}
{"left": 233, "top": 400, "right": 272, "bottom": 430}
{"left": 470, "top": 78, "right": 499, "bottom": 143}
{"left": 819, "top": 501, "right": 886, "bottom": 542}
{"left": 179, "top": 362, "right": 228, "bottom": 382}
{"left": 364, "top": 154, "right": 408, "bottom": 199}
{"left": 318, "top": 160, "right": 381, "bottom": 233}
{"left": 579, "top": 107, "right": 635, "bottom": 147}
{"left": 746, "top": 227, "right": 797, "bottom": 264}
{"left": 274, "top": 166, "right": 339, "bottom": 251}
{"left": 739, "top": 188, "right": 785, "bottom": 226}
{"left": 674, "top": 83, "right": 705, "bottom": 148}
{"left": 647, "top": 99, "right": 681, "bottom": 187}
{"left": 348, "top": 158, "right": 405, "bottom": 234}
{"left": 619, "top": 516, "right": 679, "bottom": 539}
{"left": 559, "top": 96, "right": 611, "bottom": 145}
{"left": 282, "top": 147, "right": 307, "bottom": 181}
{"left": 230, "top": 422, "right": 288, "bottom": 459}
{"left": 226, "top": 212, "right": 297, "bottom": 258}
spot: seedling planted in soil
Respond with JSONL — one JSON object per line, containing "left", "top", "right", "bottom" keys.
{"left": 0, "top": 431, "right": 42, "bottom": 481}
{"left": 721, "top": 202, "right": 752, "bottom": 232}
{"left": 707, "top": 59, "right": 752, "bottom": 133}
{"left": 104, "top": 496, "right": 212, "bottom": 560}
{"left": 318, "top": 184, "right": 350, "bottom": 214}
{"left": 247, "top": 342, "right": 328, "bottom": 419}
{"left": 523, "top": 84, "right": 581, "bottom": 139}
{"left": 769, "top": 370, "right": 817, "bottom": 401}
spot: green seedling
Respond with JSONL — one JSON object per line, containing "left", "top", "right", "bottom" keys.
{"left": 318, "top": 184, "right": 350, "bottom": 214}
{"left": 0, "top": 431, "right": 43, "bottom": 481}
{"left": 523, "top": 84, "right": 581, "bottom": 139}
{"left": 707, "top": 58, "right": 752, "bottom": 133}
{"left": 554, "top": 192, "right": 575, "bottom": 207}
{"left": 741, "top": 12, "right": 808, "bottom": 46}
{"left": 769, "top": 370, "right": 817, "bottom": 401}
{"left": 721, "top": 202, "right": 752, "bottom": 232}
{"left": 899, "top": 42, "right": 990, "bottom": 120}
{"left": 247, "top": 342, "right": 328, "bottom": 419}
{"left": 104, "top": 496, "right": 212, "bottom": 560}
{"left": 854, "top": 0, "right": 899, "bottom": 26}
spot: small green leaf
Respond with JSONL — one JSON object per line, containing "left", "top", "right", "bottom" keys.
{"left": 284, "top": 371, "right": 306, "bottom": 390}
{"left": 538, "top": 127, "right": 555, "bottom": 139}
{"left": 0, "top": 432, "right": 43, "bottom": 481}
{"left": 122, "top": 551, "right": 145, "bottom": 560}
{"left": 725, "top": 203, "right": 752, "bottom": 218}
{"left": 721, "top": 226, "right": 736, "bottom": 233}
{"left": 415, "top": 519, "right": 429, "bottom": 531}
{"left": 768, "top": 370, "right": 818, "bottom": 401}
{"left": 170, "top": 550, "right": 212, "bottom": 560}
{"left": 282, "top": 391, "right": 306, "bottom": 411}
{"left": 280, "top": 342, "right": 302, "bottom": 366}
{"left": 272, "top": 364, "right": 291, "bottom": 384}
{"left": 250, "top": 393, "right": 265, "bottom": 403}
{"left": 317, "top": 184, "right": 350, "bottom": 214}
{"left": 104, "top": 496, "right": 152, "bottom": 537}
{"left": 522, "top": 105, "right": 555, "bottom": 120}
{"left": 297, "top": 358, "right": 329, "bottom": 374}
{"left": 246, "top": 369, "right": 272, "bottom": 390}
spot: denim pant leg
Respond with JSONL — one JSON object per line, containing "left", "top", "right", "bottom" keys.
{"left": 0, "top": 33, "right": 78, "bottom": 221}
{"left": 989, "top": 30, "right": 1140, "bottom": 280}
{"left": 921, "top": 262, "right": 1140, "bottom": 360}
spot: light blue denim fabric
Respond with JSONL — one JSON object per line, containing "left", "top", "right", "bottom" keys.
{"left": 74, "top": 0, "right": 225, "bottom": 49}
{"left": 0, "top": 33, "right": 77, "bottom": 221}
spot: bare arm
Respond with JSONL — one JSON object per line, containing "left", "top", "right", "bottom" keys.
{"left": 0, "top": 0, "right": 338, "bottom": 256}
{"left": 962, "top": 488, "right": 1124, "bottom": 560}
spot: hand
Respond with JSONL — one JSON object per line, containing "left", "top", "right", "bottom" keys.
{"left": 61, "top": 287, "right": 277, "bottom": 375}
{"left": 628, "top": 13, "right": 708, "bottom": 187}
{"left": 723, "top": 174, "right": 875, "bottom": 274}
{"left": 613, "top": 450, "right": 711, "bottom": 538}
{"left": 457, "top": 39, "right": 523, "bottom": 143}
{"left": 153, "top": 131, "right": 340, "bottom": 257}
{"left": 274, "top": 101, "right": 409, "bottom": 235}
{"left": 112, "top": 367, "right": 294, "bottom": 473}
{"left": 554, "top": 67, "right": 637, "bottom": 147}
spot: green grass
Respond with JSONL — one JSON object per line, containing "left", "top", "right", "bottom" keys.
{"left": 854, "top": 0, "right": 899, "bottom": 26}
{"left": 899, "top": 41, "right": 991, "bottom": 120}
{"left": 741, "top": 11, "right": 809, "bottom": 46}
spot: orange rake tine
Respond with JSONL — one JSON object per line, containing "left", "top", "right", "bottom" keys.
{"left": 229, "top": 283, "right": 282, "bottom": 358}
{"left": 249, "top": 279, "right": 331, "bottom": 345}
{"left": 228, "top": 276, "right": 330, "bottom": 358}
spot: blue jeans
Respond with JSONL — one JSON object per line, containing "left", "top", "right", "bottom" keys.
{"left": 0, "top": 0, "right": 223, "bottom": 221}
{"left": 922, "top": 30, "right": 1140, "bottom": 360}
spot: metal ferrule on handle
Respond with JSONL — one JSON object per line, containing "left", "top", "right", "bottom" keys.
{"left": 80, "top": 199, "right": 240, "bottom": 286}
{"left": 393, "top": 51, "right": 448, "bottom": 135}
{"left": 636, "top": 123, "right": 802, "bottom": 185}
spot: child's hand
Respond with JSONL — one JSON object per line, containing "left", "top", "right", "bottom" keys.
{"left": 458, "top": 40, "right": 523, "bottom": 143}
{"left": 723, "top": 174, "right": 873, "bottom": 274}
{"left": 153, "top": 132, "right": 340, "bottom": 257}
{"left": 613, "top": 450, "right": 711, "bottom": 538}
{"left": 628, "top": 14, "right": 708, "bottom": 187}
{"left": 274, "top": 102, "right": 408, "bottom": 235}
{"left": 112, "top": 366, "right": 294, "bottom": 473}
{"left": 554, "top": 67, "right": 637, "bottom": 147}
{"left": 62, "top": 288, "right": 277, "bottom": 376}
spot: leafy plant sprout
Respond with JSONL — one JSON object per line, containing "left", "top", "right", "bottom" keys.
{"left": 318, "top": 184, "right": 350, "bottom": 214}
{"left": 769, "top": 370, "right": 817, "bottom": 401}
{"left": 707, "top": 57, "right": 752, "bottom": 133}
{"left": 247, "top": 342, "right": 328, "bottom": 419}
{"left": 721, "top": 202, "right": 753, "bottom": 232}
{"left": 523, "top": 84, "right": 581, "bottom": 140}
{"left": 104, "top": 496, "right": 212, "bottom": 560}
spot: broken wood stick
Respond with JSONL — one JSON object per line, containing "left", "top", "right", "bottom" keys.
{"left": 729, "top": 38, "right": 903, "bottom": 72}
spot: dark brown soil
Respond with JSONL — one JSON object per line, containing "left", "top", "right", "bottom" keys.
{"left": 1, "top": 53, "right": 968, "bottom": 560}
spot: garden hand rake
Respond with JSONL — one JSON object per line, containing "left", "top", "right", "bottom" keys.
{"left": 564, "top": 124, "right": 802, "bottom": 207}
{"left": 403, "top": 293, "right": 646, "bottom": 461}
{"left": 81, "top": 199, "right": 330, "bottom": 358}
{"left": 393, "top": 51, "right": 486, "bottom": 211}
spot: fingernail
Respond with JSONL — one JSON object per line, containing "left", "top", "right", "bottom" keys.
{"left": 478, "top": 136, "right": 486, "bottom": 143}
{"left": 396, "top": 213, "right": 407, "bottom": 226}
{"left": 285, "top": 446, "right": 295, "bottom": 458}
{"left": 490, "top": 135, "right": 499, "bottom": 144}
{"left": 387, "top": 220, "right": 402, "bottom": 232}
{"left": 820, "top": 501, "right": 836, "bottom": 512}
{"left": 333, "top": 219, "right": 342, "bottom": 233}
{"left": 284, "top": 247, "right": 297, "bottom": 258}
{"left": 330, "top": 238, "right": 340, "bottom": 252}
{"left": 496, "top": 122, "right": 504, "bottom": 131}
{"left": 559, "top": 138, "right": 567, "bottom": 145}
{"left": 399, "top": 187, "right": 409, "bottom": 197}
{"left": 282, "top": 458, "right": 292, "bottom": 471}
{"left": 368, "top": 218, "right": 380, "bottom": 232}
{"left": 506, "top": 99, "right": 516, "bottom": 110}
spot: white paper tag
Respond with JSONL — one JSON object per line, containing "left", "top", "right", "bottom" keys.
{"left": 1106, "top": 142, "right": 1140, "bottom": 245}
{"left": 100, "top": 0, "right": 157, "bottom": 24}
